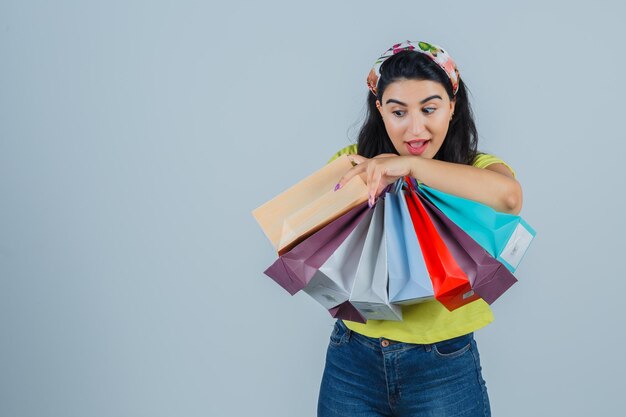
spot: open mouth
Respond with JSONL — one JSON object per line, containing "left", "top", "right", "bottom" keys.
{"left": 405, "top": 140, "right": 430, "bottom": 155}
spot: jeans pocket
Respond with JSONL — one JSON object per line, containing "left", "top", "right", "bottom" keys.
{"left": 432, "top": 333, "right": 472, "bottom": 358}
{"left": 329, "top": 320, "right": 348, "bottom": 347}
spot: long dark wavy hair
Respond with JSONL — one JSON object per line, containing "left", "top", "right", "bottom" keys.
{"left": 357, "top": 50, "right": 478, "bottom": 165}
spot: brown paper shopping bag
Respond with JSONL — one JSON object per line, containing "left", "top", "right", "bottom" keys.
{"left": 252, "top": 155, "right": 368, "bottom": 255}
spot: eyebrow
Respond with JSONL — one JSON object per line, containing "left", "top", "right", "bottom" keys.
{"left": 385, "top": 95, "right": 442, "bottom": 106}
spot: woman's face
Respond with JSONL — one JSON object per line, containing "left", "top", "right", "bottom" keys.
{"left": 377, "top": 78, "right": 455, "bottom": 159}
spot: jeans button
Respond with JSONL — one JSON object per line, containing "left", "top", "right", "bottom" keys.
{"left": 381, "top": 339, "right": 390, "bottom": 347}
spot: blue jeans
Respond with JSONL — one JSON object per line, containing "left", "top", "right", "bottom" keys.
{"left": 318, "top": 320, "right": 491, "bottom": 417}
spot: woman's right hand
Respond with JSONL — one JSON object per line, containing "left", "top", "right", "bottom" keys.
{"left": 336, "top": 153, "right": 404, "bottom": 207}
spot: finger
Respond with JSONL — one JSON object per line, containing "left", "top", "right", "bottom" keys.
{"left": 348, "top": 154, "right": 368, "bottom": 165}
{"left": 335, "top": 161, "right": 366, "bottom": 191}
{"left": 367, "top": 163, "right": 382, "bottom": 207}
{"left": 376, "top": 182, "right": 388, "bottom": 198}
{"left": 370, "top": 169, "right": 383, "bottom": 206}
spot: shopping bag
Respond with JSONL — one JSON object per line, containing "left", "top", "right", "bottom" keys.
{"left": 252, "top": 155, "right": 368, "bottom": 255}
{"left": 419, "top": 193, "right": 518, "bottom": 304}
{"left": 404, "top": 179, "right": 480, "bottom": 311}
{"left": 417, "top": 181, "right": 536, "bottom": 272}
{"left": 384, "top": 181, "right": 434, "bottom": 305}
{"left": 303, "top": 207, "right": 374, "bottom": 309}
{"left": 349, "top": 201, "right": 403, "bottom": 321}
{"left": 264, "top": 202, "right": 370, "bottom": 295}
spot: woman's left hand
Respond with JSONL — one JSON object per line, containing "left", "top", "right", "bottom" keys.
{"left": 335, "top": 154, "right": 417, "bottom": 207}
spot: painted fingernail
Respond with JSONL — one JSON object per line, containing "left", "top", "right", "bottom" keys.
{"left": 368, "top": 200, "right": 373, "bottom": 208}
{"left": 334, "top": 183, "right": 341, "bottom": 191}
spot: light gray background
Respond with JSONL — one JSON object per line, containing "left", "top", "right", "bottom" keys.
{"left": 1, "top": 1, "right": 624, "bottom": 416}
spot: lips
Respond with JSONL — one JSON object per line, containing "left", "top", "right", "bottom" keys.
{"left": 405, "top": 139, "right": 430, "bottom": 155}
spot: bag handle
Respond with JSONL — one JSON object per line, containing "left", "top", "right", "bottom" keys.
{"left": 403, "top": 176, "right": 417, "bottom": 192}
{"left": 389, "top": 176, "right": 412, "bottom": 194}
{"left": 391, "top": 178, "right": 403, "bottom": 194}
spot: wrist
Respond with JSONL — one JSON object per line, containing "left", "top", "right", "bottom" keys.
{"left": 407, "top": 155, "right": 424, "bottom": 182}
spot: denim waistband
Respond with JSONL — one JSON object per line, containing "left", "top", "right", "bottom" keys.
{"left": 337, "top": 319, "right": 473, "bottom": 352}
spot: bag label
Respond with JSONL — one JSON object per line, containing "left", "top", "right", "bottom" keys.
{"left": 462, "top": 290, "right": 475, "bottom": 300}
{"left": 500, "top": 223, "right": 534, "bottom": 268}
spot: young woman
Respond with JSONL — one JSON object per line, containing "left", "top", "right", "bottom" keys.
{"left": 317, "top": 40, "right": 522, "bottom": 417}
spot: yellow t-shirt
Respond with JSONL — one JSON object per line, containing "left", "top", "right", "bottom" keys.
{"left": 327, "top": 143, "right": 517, "bottom": 344}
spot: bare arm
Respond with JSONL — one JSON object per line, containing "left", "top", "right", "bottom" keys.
{"left": 408, "top": 157, "right": 522, "bottom": 215}
{"left": 336, "top": 154, "right": 523, "bottom": 215}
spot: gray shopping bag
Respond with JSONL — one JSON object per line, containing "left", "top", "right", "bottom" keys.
{"left": 349, "top": 201, "right": 402, "bottom": 321}
{"left": 303, "top": 209, "right": 374, "bottom": 310}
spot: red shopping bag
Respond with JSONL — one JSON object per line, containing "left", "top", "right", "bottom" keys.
{"left": 403, "top": 178, "right": 480, "bottom": 311}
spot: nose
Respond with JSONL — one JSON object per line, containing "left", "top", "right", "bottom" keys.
{"left": 409, "top": 112, "right": 426, "bottom": 135}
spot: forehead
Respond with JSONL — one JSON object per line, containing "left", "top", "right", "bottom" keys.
{"left": 381, "top": 79, "right": 449, "bottom": 104}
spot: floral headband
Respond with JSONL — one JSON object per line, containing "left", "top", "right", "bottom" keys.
{"left": 366, "top": 40, "right": 461, "bottom": 97}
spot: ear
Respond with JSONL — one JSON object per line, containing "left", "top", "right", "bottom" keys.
{"left": 376, "top": 100, "right": 385, "bottom": 119}
{"left": 450, "top": 98, "right": 456, "bottom": 114}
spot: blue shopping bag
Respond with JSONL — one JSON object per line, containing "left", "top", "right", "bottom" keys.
{"left": 417, "top": 182, "right": 536, "bottom": 273}
{"left": 384, "top": 181, "right": 434, "bottom": 305}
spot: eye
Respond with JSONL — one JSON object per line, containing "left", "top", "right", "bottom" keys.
{"left": 423, "top": 107, "right": 436, "bottom": 114}
{"left": 392, "top": 110, "right": 405, "bottom": 117}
